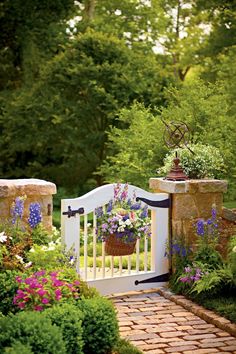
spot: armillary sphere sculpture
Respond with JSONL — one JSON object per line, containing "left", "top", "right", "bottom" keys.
{"left": 161, "top": 118, "right": 192, "bottom": 181}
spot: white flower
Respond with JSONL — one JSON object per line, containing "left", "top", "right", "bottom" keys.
{"left": 24, "top": 261, "right": 32, "bottom": 268}
{"left": 47, "top": 241, "right": 56, "bottom": 251}
{"left": 118, "top": 226, "right": 125, "bottom": 232}
{"left": 233, "top": 246, "right": 236, "bottom": 253}
{"left": 0, "top": 232, "right": 7, "bottom": 243}
{"left": 125, "top": 219, "right": 132, "bottom": 226}
{"left": 15, "top": 255, "right": 24, "bottom": 264}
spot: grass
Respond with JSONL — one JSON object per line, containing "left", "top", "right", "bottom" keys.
{"left": 224, "top": 200, "right": 236, "bottom": 209}
{"left": 195, "top": 293, "right": 236, "bottom": 324}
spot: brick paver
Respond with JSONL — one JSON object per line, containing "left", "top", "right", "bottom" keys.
{"left": 111, "top": 288, "right": 236, "bottom": 354}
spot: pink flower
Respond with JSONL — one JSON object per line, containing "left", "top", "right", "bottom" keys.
{"left": 73, "top": 280, "right": 80, "bottom": 286}
{"left": 34, "top": 270, "right": 46, "bottom": 277}
{"left": 18, "top": 302, "right": 26, "bottom": 309}
{"left": 41, "top": 298, "right": 49, "bottom": 304}
{"left": 34, "top": 305, "right": 43, "bottom": 311}
{"left": 41, "top": 278, "right": 48, "bottom": 283}
{"left": 37, "top": 289, "right": 47, "bottom": 296}
{"left": 15, "top": 276, "right": 22, "bottom": 283}
{"left": 55, "top": 289, "right": 61, "bottom": 296}
{"left": 50, "top": 271, "right": 58, "bottom": 277}
{"left": 53, "top": 280, "right": 64, "bottom": 287}
{"left": 16, "top": 289, "right": 25, "bottom": 298}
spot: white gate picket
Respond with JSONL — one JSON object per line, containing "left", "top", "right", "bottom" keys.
{"left": 61, "top": 184, "right": 169, "bottom": 295}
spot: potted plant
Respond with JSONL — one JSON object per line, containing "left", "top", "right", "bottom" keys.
{"left": 95, "top": 183, "right": 151, "bottom": 256}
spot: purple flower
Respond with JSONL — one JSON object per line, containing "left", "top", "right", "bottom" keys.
{"left": 120, "top": 183, "right": 128, "bottom": 201}
{"left": 11, "top": 197, "right": 25, "bottom": 224}
{"left": 95, "top": 206, "right": 103, "bottom": 217}
{"left": 180, "top": 276, "right": 190, "bottom": 283}
{"left": 196, "top": 220, "right": 205, "bottom": 236}
{"left": 211, "top": 208, "right": 217, "bottom": 220}
{"left": 107, "top": 200, "right": 113, "bottom": 213}
{"left": 130, "top": 202, "right": 141, "bottom": 210}
{"left": 140, "top": 205, "right": 148, "bottom": 219}
{"left": 28, "top": 202, "right": 42, "bottom": 228}
{"left": 184, "top": 266, "right": 192, "bottom": 273}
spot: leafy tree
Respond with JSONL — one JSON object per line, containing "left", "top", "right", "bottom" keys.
{"left": 98, "top": 103, "right": 167, "bottom": 189}
{"left": 0, "top": 0, "right": 75, "bottom": 89}
{"left": 0, "top": 31, "right": 170, "bottom": 191}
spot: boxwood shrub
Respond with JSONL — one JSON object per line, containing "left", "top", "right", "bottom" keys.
{"left": 44, "top": 304, "right": 84, "bottom": 354}
{"left": 77, "top": 297, "right": 119, "bottom": 354}
{"left": 0, "top": 311, "right": 66, "bottom": 354}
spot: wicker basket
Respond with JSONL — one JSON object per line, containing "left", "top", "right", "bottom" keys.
{"left": 105, "top": 234, "right": 136, "bottom": 256}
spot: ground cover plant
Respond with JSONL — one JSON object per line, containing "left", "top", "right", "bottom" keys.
{"left": 168, "top": 207, "right": 236, "bottom": 323}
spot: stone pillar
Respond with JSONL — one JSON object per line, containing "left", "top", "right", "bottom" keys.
{"left": 149, "top": 178, "right": 228, "bottom": 247}
{"left": 0, "top": 179, "right": 57, "bottom": 230}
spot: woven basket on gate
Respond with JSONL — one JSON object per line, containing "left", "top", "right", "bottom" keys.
{"left": 105, "top": 234, "right": 136, "bottom": 256}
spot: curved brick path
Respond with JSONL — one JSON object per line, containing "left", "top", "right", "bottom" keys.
{"left": 110, "top": 288, "right": 236, "bottom": 354}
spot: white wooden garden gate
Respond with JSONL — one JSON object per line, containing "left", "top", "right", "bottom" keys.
{"left": 61, "top": 184, "right": 169, "bottom": 295}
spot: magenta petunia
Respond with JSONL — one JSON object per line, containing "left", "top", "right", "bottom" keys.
{"left": 41, "top": 298, "right": 49, "bottom": 304}
{"left": 37, "top": 289, "right": 47, "bottom": 296}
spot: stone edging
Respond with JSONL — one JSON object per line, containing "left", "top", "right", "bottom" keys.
{"left": 156, "top": 287, "right": 236, "bottom": 338}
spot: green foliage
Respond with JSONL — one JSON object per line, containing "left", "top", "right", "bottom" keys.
{"left": 191, "top": 265, "right": 235, "bottom": 295}
{"left": 194, "top": 246, "right": 222, "bottom": 268}
{"left": 0, "top": 270, "right": 20, "bottom": 315}
{"left": 76, "top": 297, "right": 119, "bottom": 354}
{"left": 98, "top": 103, "right": 168, "bottom": 189}
{"left": 0, "top": 311, "right": 66, "bottom": 354}
{"left": 159, "top": 143, "right": 225, "bottom": 179}
{"left": 4, "top": 341, "right": 33, "bottom": 354}
{"left": 228, "top": 236, "right": 236, "bottom": 279}
{"left": 113, "top": 338, "right": 143, "bottom": 354}
{"left": 30, "top": 225, "right": 51, "bottom": 246}
{"left": 44, "top": 304, "right": 84, "bottom": 354}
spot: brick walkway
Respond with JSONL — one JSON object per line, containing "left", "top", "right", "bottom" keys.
{"left": 111, "top": 288, "right": 236, "bottom": 354}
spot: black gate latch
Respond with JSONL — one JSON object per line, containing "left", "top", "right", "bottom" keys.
{"left": 62, "top": 206, "right": 84, "bottom": 218}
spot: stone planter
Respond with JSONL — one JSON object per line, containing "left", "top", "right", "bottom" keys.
{"left": 0, "top": 179, "right": 57, "bottom": 230}
{"left": 149, "top": 178, "right": 228, "bottom": 251}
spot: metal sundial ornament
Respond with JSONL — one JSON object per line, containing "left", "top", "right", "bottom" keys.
{"left": 161, "top": 118, "right": 192, "bottom": 181}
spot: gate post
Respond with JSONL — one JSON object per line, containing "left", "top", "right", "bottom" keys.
{"left": 150, "top": 178, "right": 228, "bottom": 253}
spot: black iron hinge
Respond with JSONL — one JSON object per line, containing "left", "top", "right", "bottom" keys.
{"left": 62, "top": 206, "right": 84, "bottom": 218}
{"left": 135, "top": 273, "right": 170, "bottom": 285}
{"left": 136, "top": 197, "right": 170, "bottom": 208}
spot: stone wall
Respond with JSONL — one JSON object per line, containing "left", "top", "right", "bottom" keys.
{"left": 0, "top": 179, "right": 57, "bottom": 230}
{"left": 149, "top": 178, "right": 229, "bottom": 254}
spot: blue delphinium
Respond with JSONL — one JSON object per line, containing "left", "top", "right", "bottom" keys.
{"left": 11, "top": 196, "right": 25, "bottom": 224}
{"left": 28, "top": 203, "right": 42, "bottom": 229}
{"left": 196, "top": 220, "right": 205, "bottom": 236}
{"left": 95, "top": 206, "right": 103, "bottom": 217}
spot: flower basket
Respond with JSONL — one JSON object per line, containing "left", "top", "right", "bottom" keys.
{"left": 105, "top": 234, "right": 136, "bottom": 256}
{"left": 96, "top": 183, "right": 151, "bottom": 257}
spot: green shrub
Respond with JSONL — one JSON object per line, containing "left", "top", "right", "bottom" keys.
{"left": 0, "top": 270, "right": 20, "bottom": 315}
{"left": 113, "top": 338, "right": 143, "bottom": 354}
{"left": 76, "top": 297, "right": 119, "bottom": 354}
{"left": 0, "top": 311, "right": 66, "bottom": 354}
{"left": 4, "top": 342, "right": 33, "bottom": 354}
{"left": 44, "top": 304, "right": 84, "bottom": 354}
{"left": 158, "top": 143, "right": 225, "bottom": 179}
